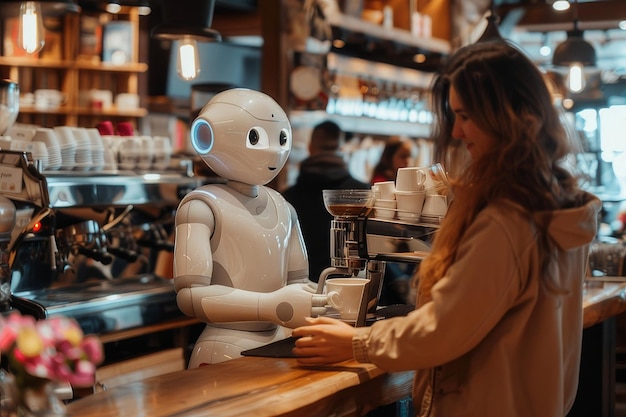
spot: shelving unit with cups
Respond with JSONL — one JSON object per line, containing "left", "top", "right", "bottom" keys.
{"left": 0, "top": 7, "right": 148, "bottom": 130}
{"left": 286, "top": 8, "right": 450, "bottom": 138}
{"left": 279, "top": 4, "right": 451, "bottom": 189}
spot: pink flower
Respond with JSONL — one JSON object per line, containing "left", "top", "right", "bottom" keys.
{"left": 0, "top": 311, "right": 104, "bottom": 388}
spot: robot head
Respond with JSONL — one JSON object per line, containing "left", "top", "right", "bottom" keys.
{"left": 190, "top": 88, "right": 291, "bottom": 185}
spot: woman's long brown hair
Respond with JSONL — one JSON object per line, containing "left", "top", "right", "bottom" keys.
{"left": 417, "top": 40, "right": 582, "bottom": 298}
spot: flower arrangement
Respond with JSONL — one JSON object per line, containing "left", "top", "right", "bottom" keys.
{"left": 0, "top": 311, "right": 104, "bottom": 413}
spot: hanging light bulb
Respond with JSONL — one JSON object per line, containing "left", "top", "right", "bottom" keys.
{"left": 177, "top": 37, "right": 200, "bottom": 81}
{"left": 551, "top": 0, "right": 596, "bottom": 94}
{"left": 567, "top": 63, "right": 585, "bottom": 93}
{"left": 552, "top": 27, "right": 596, "bottom": 93}
{"left": 18, "top": 1, "right": 45, "bottom": 54}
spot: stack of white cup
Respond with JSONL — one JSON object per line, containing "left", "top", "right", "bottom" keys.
{"left": 372, "top": 181, "right": 396, "bottom": 219}
{"left": 394, "top": 167, "right": 426, "bottom": 222}
{"left": 421, "top": 163, "right": 449, "bottom": 221}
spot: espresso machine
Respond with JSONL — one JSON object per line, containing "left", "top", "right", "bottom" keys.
{"left": 0, "top": 148, "right": 209, "bottom": 334}
{"left": 318, "top": 189, "right": 438, "bottom": 326}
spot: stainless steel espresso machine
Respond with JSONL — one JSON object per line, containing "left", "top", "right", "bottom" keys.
{"left": 318, "top": 189, "right": 439, "bottom": 326}
{"left": 0, "top": 149, "right": 209, "bottom": 335}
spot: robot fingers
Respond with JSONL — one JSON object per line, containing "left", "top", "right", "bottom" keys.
{"left": 311, "top": 306, "right": 328, "bottom": 317}
{"left": 311, "top": 294, "right": 328, "bottom": 308}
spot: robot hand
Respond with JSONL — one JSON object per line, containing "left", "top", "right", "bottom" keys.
{"left": 258, "top": 284, "right": 328, "bottom": 328}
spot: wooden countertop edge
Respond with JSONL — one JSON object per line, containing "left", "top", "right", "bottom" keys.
{"left": 67, "top": 357, "right": 413, "bottom": 417}
{"left": 582, "top": 283, "right": 626, "bottom": 328}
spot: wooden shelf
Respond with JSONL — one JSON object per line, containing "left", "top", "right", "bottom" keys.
{"left": 325, "top": 11, "right": 451, "bottom": 55}
{"left": 18, "top": 106, "right": 148, "bottom": 118}
{"left": 0, "top": 11, "right": 147, "bottom": 128}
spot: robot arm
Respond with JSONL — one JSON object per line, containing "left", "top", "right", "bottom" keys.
{"left": 173, "top": 198, "right": 215, "bottom": 290}
{"left": 286, "top": 202, "right": 313, "bottom": 286}
{"left": 177, "top": 284, "right": 327, "bottom": 328}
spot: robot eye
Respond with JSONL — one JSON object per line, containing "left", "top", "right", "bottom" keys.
{"left": 279, "top": 129, "right": 288, "bottom": 146}
{"left": 248, "top": 129, "right": 259, "bottom": 145}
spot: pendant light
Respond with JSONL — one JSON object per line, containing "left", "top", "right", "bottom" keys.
{"left": 0, "top": 0, "right": 80, "bottom": 55}
{"left": 551, "top": 0, "right": 596, "bottom": 93}
{"left": 151, "top": 0, "right": 222, "bottom": 81}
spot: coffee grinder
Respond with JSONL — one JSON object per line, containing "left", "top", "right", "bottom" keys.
{"left": 318, "top": 189, "right": 439, "bottom": 326}
{"left": 318, "top": 189, "right": 384, "bottom": 327}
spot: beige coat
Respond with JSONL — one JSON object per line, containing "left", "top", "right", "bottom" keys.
{"left": 353, "top": 193, "right": 602, "bottom": 417}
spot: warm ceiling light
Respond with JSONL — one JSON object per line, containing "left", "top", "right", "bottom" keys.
{"left": 552, "top": 1, "right": 570, "bottom": 11}
{"left": 105, "top": 1, "right": 120, "bottom": 13}
{"left": 551, "top": 0, "right": 596, "bottom": 93}
{"left": 552, "top": 26, "right": 596, "bottom": 93}
{"left": 1, "top": 0, "right": 81, "bottom": 54}
{"left": 413, "top": 53, "right": 427, "bottom": 64}
{"left": 552, "top": 26, "right": 596, "bottom": 67}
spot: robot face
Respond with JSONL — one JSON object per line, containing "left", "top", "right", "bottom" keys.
{"left": 191, "top": 89, "right": 291, "bottom": 185}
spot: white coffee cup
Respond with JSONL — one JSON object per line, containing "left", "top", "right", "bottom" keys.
{"left": 115, "top": 93, "right": 140, "bottom": 111}
{"left": 374, "top": 198, "right": 396, "bottom": 220}
{"left": 117, "top": 136, "right": 140, "bottom": 170}
{"left": 137, "top": 136, "right": 154, "bottom": 170}
{"left": 325, "top": 278, "right": 370, "bottom": 321}
{"left": 372, "top": 181, "right": 396, "bottom": 200}
{"left": 395, "top": 190, "right": 426, "bottom": 222}
{"left": 422, "top": 194, "right": 448, "bottom": 217}
{"left": 34, "top": 89, "right": 66, "bottom": 110}
{"left": 395, "top": 167, "right": 427, "bottom": 192}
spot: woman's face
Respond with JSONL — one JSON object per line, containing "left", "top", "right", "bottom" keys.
{"left": 449, "top": 86, "right": 496, "bottom": 160}
{"left": 392, "top": 142, "right": 413, "bottom": 170}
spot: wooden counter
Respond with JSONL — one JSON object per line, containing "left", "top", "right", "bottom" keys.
{"left": 583, "top": 280, "right": 626, "bottom": 328}
{"left": 66, "top": 281, "right": 626, "bottom": 417}
{"left": 67, "top": 356, "right": 414, "bottom": 417}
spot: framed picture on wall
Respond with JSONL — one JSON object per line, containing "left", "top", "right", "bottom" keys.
{"left": 102, "top": 21, "right": 133, "bottom": 65}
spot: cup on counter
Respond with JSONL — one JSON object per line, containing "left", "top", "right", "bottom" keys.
{"left": 152, "top": 136, "right": 172, "bottom": 171}
{"left": 33, "top": 128, "right": 62, "bottom": 170}
{"left": 372, "top": 181, "right": 396, "bottom": 200}
{"left": 394, "top": 190, "right": 425, "bottom": 221}
{"left": 422, "top": 194, "right": 448, "bottom": 217}
{"left": 117, "top": 136, "right": 140, "bottom": 170}
{"left": 137, "top": 136, "right": 154, "bottom": 170}
{"left": 325, "top": 278, "right": 370, "bottom": 321}
{"left": 395, "top": 167, "right": 426, "bottom": 192}
{"left": 374, "top": 198, "right": 396, "bottom": 220}
{"left": 53, "top": 126, "right": 77, "bottom": 170}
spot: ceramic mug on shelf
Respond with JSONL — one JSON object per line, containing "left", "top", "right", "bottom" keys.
{"left": 34, "top": 89, "right": 66, "bottom": 110}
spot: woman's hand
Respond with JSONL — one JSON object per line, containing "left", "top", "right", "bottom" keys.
{"left": 292, "top": 316, "right": 357, "bottom": 365}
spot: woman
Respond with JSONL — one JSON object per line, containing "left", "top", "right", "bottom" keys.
{"left": 292, "top": 40, "right": 601, "bottom": 416}
{"left": 370, "top": 136, "right": 415, "bottom": 184}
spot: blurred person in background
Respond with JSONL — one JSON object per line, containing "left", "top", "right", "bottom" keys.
{"left": 370, "top": 136, "right": 416, "bottom": 184}
{"left": 283, "top": 120, "right": 369, "bottom": 283}
{"left": 371, "top": 136, "right": 418, "bottom": 305}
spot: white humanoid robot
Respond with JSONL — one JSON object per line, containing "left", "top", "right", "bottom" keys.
{"left": 174, "top": 88, "right": 327, "bottom": 367}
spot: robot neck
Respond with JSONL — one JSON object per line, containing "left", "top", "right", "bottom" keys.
{"left": 228, "top": 181, "right": 259, "bottom": 198}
